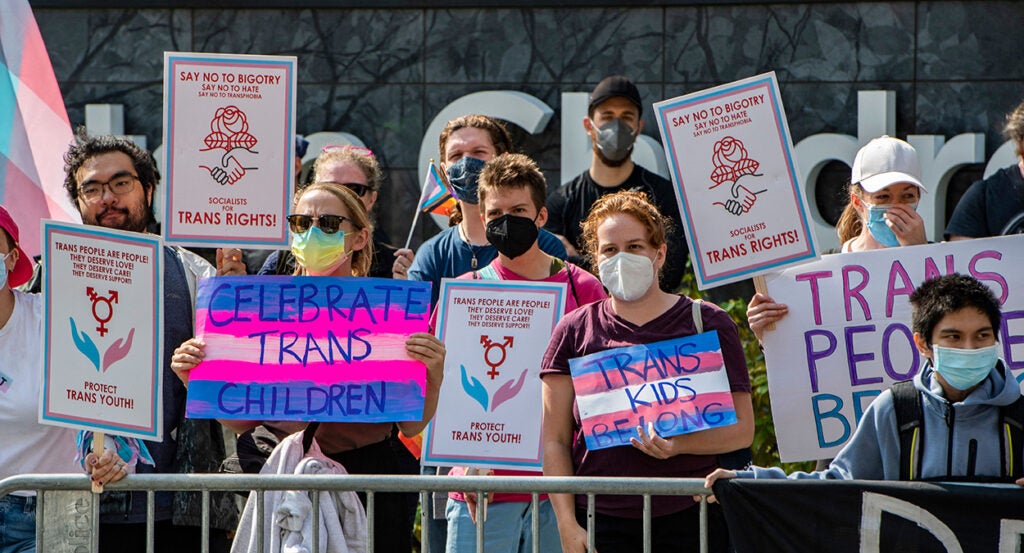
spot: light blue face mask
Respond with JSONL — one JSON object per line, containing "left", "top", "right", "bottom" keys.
{"left": 863, "top": 201, "right": 919, "bottom": 248}
{"left": 932, "top": 343, "right": 999, "bottom": 391}
{"left": 864, "top": 203, "right": 900, "bottom": 247}
{"left": 0, "top": 252, "right": 9, "bottom": 289}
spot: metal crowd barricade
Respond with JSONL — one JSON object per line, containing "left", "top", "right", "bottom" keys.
{"left": 0, "top": 473, "right": 711, "bottom": 553}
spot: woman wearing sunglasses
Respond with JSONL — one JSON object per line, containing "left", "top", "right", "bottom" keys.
{"left": 260, "top": 145, "right": 400, "bottom": 278}
{"left": 172, "top": 182, "right": 446, "bottom": 552}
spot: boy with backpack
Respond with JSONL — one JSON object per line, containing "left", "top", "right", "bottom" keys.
{"left": 704, "top": 273, "right": 1024, "bottom": 485}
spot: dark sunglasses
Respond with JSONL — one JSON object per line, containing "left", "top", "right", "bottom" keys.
{"left": 337, "top": 182, "right": 373, "bottom": 197}
{"left": 287, "top": 214, "right": 353, "bottom": 235}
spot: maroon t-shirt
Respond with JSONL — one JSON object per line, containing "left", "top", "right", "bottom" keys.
{"left": 541, "top": 295, "right": 751, "bottom": 518}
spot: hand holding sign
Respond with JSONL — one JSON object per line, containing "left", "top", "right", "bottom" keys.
{"left": 171, "top": 337, "right": 206, "bottom": 387}
{"left": 630, "top": 421, "right": 680, "bottom": 459}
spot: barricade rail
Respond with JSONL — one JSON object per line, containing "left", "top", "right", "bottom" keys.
{"left": 0, "top": 473, "right": 711, "bottom": 553}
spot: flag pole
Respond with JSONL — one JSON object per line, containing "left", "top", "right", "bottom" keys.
{"left": 405, "top": 159, "right": 435, "bottom": 249}
{"left": 404, "top": 210, "right": 421, "bottom": 250}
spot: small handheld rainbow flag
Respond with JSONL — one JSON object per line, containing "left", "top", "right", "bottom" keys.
{"left": 418, "top": 161, "right": 455, "bottom": 216}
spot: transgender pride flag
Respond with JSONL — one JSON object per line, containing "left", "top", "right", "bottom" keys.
{"left": 569, "top": 331, "right": 737, "bottom": 451}
{"left": 0, "top": 1, "right": 79, "bottom": 256}
{"left": 418, "top": 160, "right": 455, "bottom": 215}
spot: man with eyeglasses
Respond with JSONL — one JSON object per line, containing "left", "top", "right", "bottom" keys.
{"left": 61, "top": 131, "right": 243, "bottom": 553}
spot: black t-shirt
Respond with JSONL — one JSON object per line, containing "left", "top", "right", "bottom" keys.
{"left": 945, "top": 164, "right": 1024, "bottom": 239}
{"left": 544, "top": 164, "right": 689, "bottom": 292}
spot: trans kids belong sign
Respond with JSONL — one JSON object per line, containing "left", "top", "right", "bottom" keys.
{"left": 569, "top": 332, "right": 737, "bottom": 450}
{"left": 186, "top": 276, "right": 431, "bottom": 422}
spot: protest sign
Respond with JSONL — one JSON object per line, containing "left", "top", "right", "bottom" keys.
{"left": 423, "top": 279, "right": 565, "bottom": 470}
{"left": 40, "top": 221, "right": 163, "bottom": 440}
{"left": 654, "top": 72, "right": 817, "bottom": 289}
{"left": 186, "top": 276, "right": 432, "bottom": 423}
{"left": 163, "top": 52, "right": 296, "bottom": 248}
{"left": 762, "top": 235, "right": 1024, "bottom": 462}
{"left": 569, "top": 332, "right": 737, "bottom": 451}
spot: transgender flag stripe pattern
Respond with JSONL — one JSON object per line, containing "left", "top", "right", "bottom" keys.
{"left": 0, "top": 1, "right": 80, "bottom": 256}
{"left": 569, "top": 331, "right": 738, "bottom": 451}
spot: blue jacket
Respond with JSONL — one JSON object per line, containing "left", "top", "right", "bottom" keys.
{"left": 741, "top": 360, "right": 1022, "bottom": 481}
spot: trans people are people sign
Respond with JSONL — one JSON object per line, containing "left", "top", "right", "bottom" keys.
{"left": 569, "top": 332, "right": 737, "bottom": 451}
{"left": 186, "top": 275, "right": 432, "bottom": 423}
{"left": 424, "top": 279, "right": 566, "bottom": 470}
{"left": 40, "top": 221, "right": 164, "bottom": 440}
{"left": 762, "top": 235, "right": 1024, "bottom": 462}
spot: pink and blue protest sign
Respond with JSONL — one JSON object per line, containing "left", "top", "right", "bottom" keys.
{"left": 569, "top": 331, "right": 737, "bottom": 451}
{"left": 187, "top": 275, "right": 432, "bottom": 423}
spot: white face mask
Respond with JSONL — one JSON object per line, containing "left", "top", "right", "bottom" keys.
{"left": 598, "top": 252, "right": 655, "bottom": 301}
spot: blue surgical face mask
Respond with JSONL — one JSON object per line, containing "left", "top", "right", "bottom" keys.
{"left": 931, "top": 343, "right": 999, "bottom": 391}
{"left": 0, "top": 251, "right": 9, "bottom": 289}
{"left": 446, "top": 156, "right": 486, "bottom": 204}
{"left": 863, "top": 202, "right": 917, "bottom": 248}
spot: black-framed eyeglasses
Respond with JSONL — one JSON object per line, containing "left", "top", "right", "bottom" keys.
{"left": 78, "top": 174, "right": 139, "bottom": 203}
{"left": 287, "top": 214, "right": 353, "bottom": 235}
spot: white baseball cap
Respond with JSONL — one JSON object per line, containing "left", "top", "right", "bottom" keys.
{"left": 851, "top": 136, "right": 925, "bottom": 193}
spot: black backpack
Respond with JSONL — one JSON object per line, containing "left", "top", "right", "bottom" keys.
{"left": 891, "top": 379, "right": 1024, "bottom": 481}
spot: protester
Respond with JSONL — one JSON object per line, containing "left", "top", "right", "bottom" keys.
{"left": 544, "top": 75, "right": 688, "bottom": 293}
{"left": 946, "top": 98, "right": 1024, "bottom": 238}
{"left": 540, "top": 190, "right": 752, "bottom": 553}
{"left": 171, "top": 181, "right": 446, "bottom": 553}
{"left": 747, "top": 135, "right": 928, "bottom": 343}
{"left": 391, "top": 115, "right": 567, "bottom": 552}
{"left": 63, "top": 132, "right": 244, "bottom": 552}
{"left": 0, "top": 206, "right": 80, "bottom": 553}
{"left": 705, "top": 274, "right": 1024, "bottom": 489}
{"left": 443, "top": 154, "right": 606, "bottom": 553}
{"left": 393, "top": 115, "right": 567, "bottom": 306}
{"left": 260, "top": 144, "right": 400, "bottom": 278}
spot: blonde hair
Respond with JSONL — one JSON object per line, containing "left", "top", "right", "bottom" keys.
{"left": 834, "top": 182, "right": 864, "bottom": 244}
{"left": 312, "top": 146, "right": 383, "bottom": 190}
{"left": 293, "top": 182, "right": 373, "bottom": 277}
{"left": 580, "top": 190, "right": 670, "bottom": 271}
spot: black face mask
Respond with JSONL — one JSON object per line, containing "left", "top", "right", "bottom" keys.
{"left": 485, "top": 214, "right": 538, "bottom": 259}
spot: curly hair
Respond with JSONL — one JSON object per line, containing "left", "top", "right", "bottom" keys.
{"left": 910, "top": 274, "right": 1002, "bottom": 346}
{"left": 293, "top": 182, "right": 374, "bottom": 277}
{"left": 579, "top": 190, "right": 671, "bottom": 271}
{"left": 439, "top": 115, "right": 514, "bottom": 226}
{"left": 63, "top": 128, "right": 159, "bottom": 212}
{"left": 1004, "top": 99, "right": 1024, "bottom": 158}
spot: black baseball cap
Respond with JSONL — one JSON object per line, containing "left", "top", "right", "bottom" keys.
{"left": 588, "top": 75, "right": 642, "bottom": 117}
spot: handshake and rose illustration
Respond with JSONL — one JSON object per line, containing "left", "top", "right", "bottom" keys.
{"left": 198, "top": 105, "right": 259, "bottom": 186}
{"left": 708, "top": 136, "right": 767, "bottom": 216}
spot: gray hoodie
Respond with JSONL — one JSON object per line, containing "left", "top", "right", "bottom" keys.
{"left": 739, "top": 360, "right": 1021, "bottom": 481}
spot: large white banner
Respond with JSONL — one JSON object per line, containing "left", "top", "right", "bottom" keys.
{"left": 763, "top": 235, "right": 1024, "bottom": 462}
{"left": 424, "top": 279, "right": 566, "bottom": 470}
{"left": 40, "top": 221, "right": 164, "bottom": 440}
{"left": 162, "top": 52, "right": 296, "bottom": 248}
{"left": 654, "top": 72, "right": 817, "bottom": 289}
